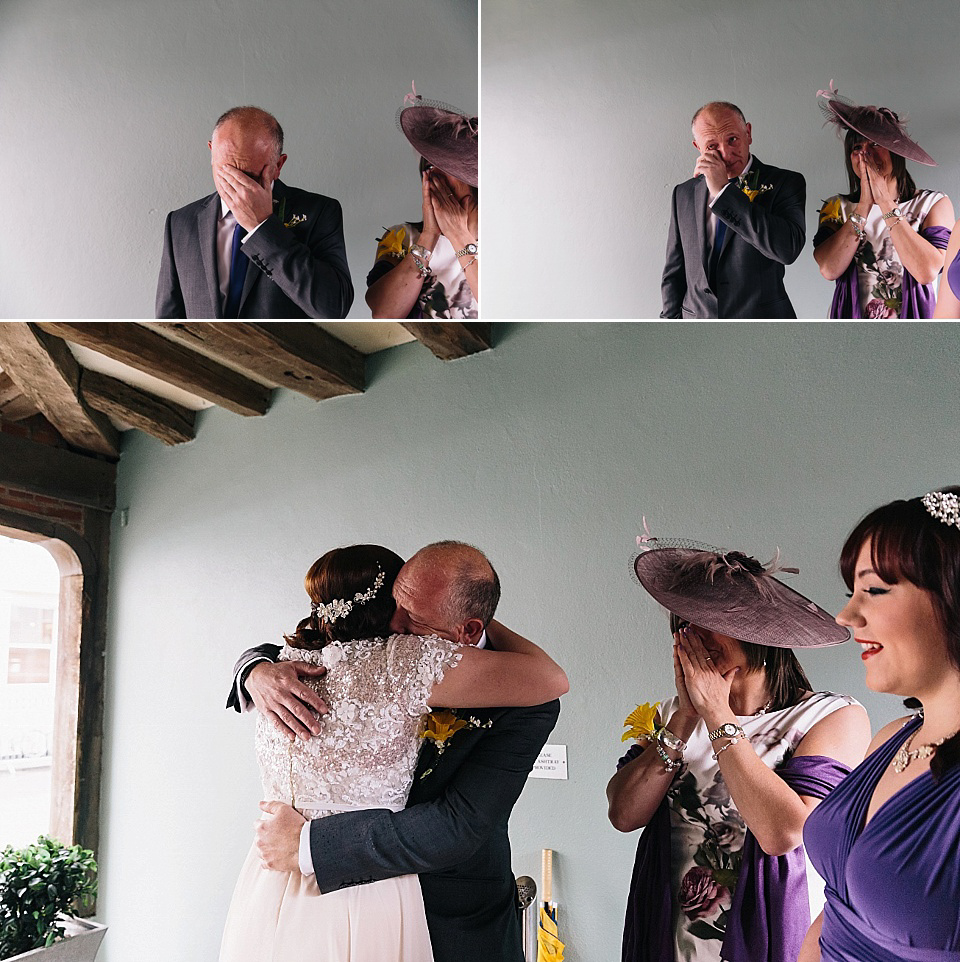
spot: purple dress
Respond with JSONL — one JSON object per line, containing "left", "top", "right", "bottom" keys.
{"left": 948, "top": 247, "right": 960, "bottom": 301}
{"left": 803, "top": 716, "right": 960, "bottom": 962}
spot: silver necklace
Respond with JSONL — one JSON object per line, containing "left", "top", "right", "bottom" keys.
{"left": 892, "top": 727, "right": 957, "bottom": 774}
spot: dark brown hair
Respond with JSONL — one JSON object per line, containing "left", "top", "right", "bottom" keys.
{"left": 840, "top": 487, "right": 960, "bottom": 778}
{"left": 285, "top": 545, "right": 405, "bottom": 649}
{"left": 842, "top": 127, "right": 917, "bottom": 204}
{"left": 668, "top": 613, "right": 812, "bottom": 710}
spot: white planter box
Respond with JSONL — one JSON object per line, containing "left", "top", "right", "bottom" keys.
{"left": 5, "top": 918, "right": 106, "bottom": 962}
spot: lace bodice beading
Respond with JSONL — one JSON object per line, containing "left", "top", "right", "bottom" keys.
{"left": 255, "top": 634, "right": 462, "bottom": 819}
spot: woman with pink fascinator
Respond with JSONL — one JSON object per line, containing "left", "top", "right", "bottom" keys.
{"left": 813, "top": 83, "right": 954, "bottom": 318}
{"left": 608, "top": 536, "right": 869, "bottom": 962}
{"left": 366, "top": 86, "right": 478, "bottom": 319}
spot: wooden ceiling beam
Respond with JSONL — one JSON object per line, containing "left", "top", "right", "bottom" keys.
{"left": 36, "top": 323, "right": 271, "bottom": 417}
{"left": 400, "top": 323, "right": 492, "bottom": 361}
{"left": 146, "top": 322, "right": 365, "bottom": 400}
{"left": 0, "top": 324, "right": 119, "bottom": 457}
{"left": 79, "top": 369, "right": 197, "bottom": 446}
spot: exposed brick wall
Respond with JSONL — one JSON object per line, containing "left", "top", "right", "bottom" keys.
{"left": 0, "top": 485, "right": 85, "bottom": 535}
{"left": 0, "top": 415, "right": 86, "bottom": 536}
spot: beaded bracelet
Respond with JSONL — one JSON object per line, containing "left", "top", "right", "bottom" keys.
{"left": 655, "top": 739, "right": 682, "bottom": 774}
{"left": 410, "top": 253, "right": 431, "bottom": 278}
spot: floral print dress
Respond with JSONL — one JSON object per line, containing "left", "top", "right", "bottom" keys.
{"left": 816, "top": 190, "right": 945, "bottom": 317}
{"left": 657, "top": 691, "right": 858, "bottom": 962}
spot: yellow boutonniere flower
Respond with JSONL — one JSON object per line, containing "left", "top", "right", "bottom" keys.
{"left": 376, "top": 225, "right": 409, "bottom": 262}
{"left": 421, "top": 709, "right": 469, "bottom": 745}
{"left": 622, "top": 701, "right": 660, "bottom": 742}
{"left": 819, "top": 196, "right": 844, "bottom": 226}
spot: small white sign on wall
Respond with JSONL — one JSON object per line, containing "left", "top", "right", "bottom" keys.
{"left": 529, "top": 744, "right": 567, "bottom": 780}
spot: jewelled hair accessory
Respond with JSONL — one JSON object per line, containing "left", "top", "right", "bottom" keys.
{"left": 921, "top": 491, "right": 960, "bottom": 530}
{"left": 311, "top": 567, "right": 385, "bottom": 622}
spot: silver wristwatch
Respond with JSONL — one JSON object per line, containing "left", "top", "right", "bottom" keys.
{"left": 882, "top": 207, "right": 903, "bottom": 220}
{"left": 455, "top": 241, "right": 479, "bottom": 258}
{"left": 657, "top": 727, "right": 686, "bottom": 753}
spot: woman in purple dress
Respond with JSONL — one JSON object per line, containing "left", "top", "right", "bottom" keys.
{"left": 801, "top": 488, "right": 960, "bottom": 962}
{"left": 933, "top": 222, "right": 960, "bottom": 316}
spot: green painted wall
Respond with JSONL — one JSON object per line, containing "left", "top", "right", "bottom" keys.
{"left": 100, "top": 323, "right": 960, "bottom": 960}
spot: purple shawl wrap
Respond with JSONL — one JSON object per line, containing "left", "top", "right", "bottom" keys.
{"left": 618, "top": 751, "right": 850, "bottom": 962}
{"left": 824, "top": 225, "right": 950, "bottom": 319}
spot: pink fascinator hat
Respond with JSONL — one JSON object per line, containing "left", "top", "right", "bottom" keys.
{"left": 817, "top": 80, "right": 937, "bottom": 166}
{"left": 396, "top": 82, "right": 478, "bottom": 188}
{"left": 632, "top": 534, "right": 849, "bottom": 649}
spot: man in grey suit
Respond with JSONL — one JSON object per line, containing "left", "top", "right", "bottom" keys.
{"left": 661, "top": 101, "right": 805, "bottom": 318}
{"left": 229, "top": 542, "right": 562, "bottom": 962}
{"left": 156, "top": 106, "right": 353, "bottom": 319}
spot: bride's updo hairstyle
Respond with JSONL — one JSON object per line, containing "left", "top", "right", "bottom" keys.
{"left": 840, "top": 486, "right": 960, "bottom": 779}
{"left": 285, "top": 544, "right": 405, "bottom": 649}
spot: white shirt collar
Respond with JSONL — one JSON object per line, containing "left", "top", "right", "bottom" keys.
{"left": 734, "top": 155, "right": 753, "bottom": 182}
{"left": 475, "top": 630, "right": 488, "bottom": 650}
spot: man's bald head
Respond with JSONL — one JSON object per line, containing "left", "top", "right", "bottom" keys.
{"left": 213, "top": 106, "right": 284, "bottom": 160}
{"left": 404, "top": 541, "right": 501, "bottom": 626}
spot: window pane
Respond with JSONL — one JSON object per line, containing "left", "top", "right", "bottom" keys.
{"left": 7, "top": 647, "right": 51, "bottom": 685}
{"left": 9, "top": 605, "right": 54, "bottom": 647}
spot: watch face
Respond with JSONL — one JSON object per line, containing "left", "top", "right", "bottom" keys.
{"left": 466, "top": 243, "right": 478, "bottom": 254}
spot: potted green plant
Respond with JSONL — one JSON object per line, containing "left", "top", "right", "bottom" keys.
{"left": 0, "top": 836, "right": 105, "bottom": 961}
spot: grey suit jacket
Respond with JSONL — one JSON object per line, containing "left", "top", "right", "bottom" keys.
{"left": 660, "top": 157, "right": 805, "bottom": 319}
{"left": 156, "top": 180, "right": 353, "bottom": 319}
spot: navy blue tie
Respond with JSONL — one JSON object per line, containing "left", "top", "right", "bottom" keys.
{"left": 224, "top": 221, "right": 249, "bottom": 318}
{"left": 708, "top": 218, "right": 727, "bottom": 289}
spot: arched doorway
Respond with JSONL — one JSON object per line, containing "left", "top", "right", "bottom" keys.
{"left": 0, "top": 527, "right": 83, "bottom": 847}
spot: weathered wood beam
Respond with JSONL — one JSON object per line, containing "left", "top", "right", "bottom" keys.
{"left": 79, "top": 368, "right": 197, "bottom": 446}
{"left": 0, "top": 371, "right": 41, "bottom": 421}
{"left": 0, "top": 431, "right": 116, "bottom": 510}
{"left": 400, "top": 323, "right": 492, "bottom": 361}
{"left": 0, "top": 324, "right": 119, "bottom": 456}
{"left": 146, "top": 322, "right": 365, "bottom": 400}
{"left": 36, "top": 323, "right": 271, "bottom": 417}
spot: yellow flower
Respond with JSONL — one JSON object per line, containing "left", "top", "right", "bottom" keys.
{"left": 819, "top": 197, "right": 844, "bottom": 226}
{"left": 376, "top": 225, "right": 409, "bottom": 262}
{"left": 421, "top": 710, "right": 469, "bottom": 745}
{"left": 743, "top": 188, "right": 761, "bottom": 203}
{"left": 622, "top": 701, "right": 660, "bottom": 742}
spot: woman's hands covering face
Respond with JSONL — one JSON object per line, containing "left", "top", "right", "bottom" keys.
{"left": 674, "top": 625, "right": 738, "bottom": 719}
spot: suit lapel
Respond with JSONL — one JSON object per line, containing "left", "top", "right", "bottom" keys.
{"left": 197, "top": 194, "right": 223, "bottom": 318}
